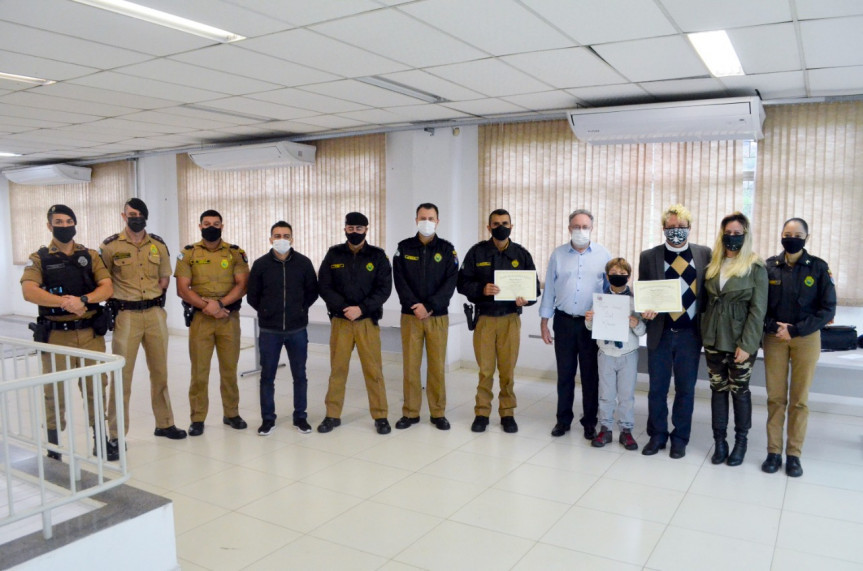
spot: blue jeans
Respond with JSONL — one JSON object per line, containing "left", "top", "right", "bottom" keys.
{"left": 646, "top": 327, "right": 701, "bottom": 446}
{"left": 553, "top": 311, "right": 599, "bottom": 429}
{"left": 259, "top": 329, "right": 309, "bottom": 421}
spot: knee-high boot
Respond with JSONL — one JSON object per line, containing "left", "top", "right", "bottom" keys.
{"left": 46, "top": 428, "right": 61, "bottom": 460}
{"left": 710, "top": 390, "right": 729, "bottom": 464}
{"left": 727, "top": 389, "right": 752, "bottom": 467}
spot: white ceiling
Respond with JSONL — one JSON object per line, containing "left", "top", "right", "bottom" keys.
{"left": 1, "top": 0, "right": 862, "bottom": 167}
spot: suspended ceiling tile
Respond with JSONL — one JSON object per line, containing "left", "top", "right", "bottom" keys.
{"left": 114, "top": 59, "right": 282, "bottom": 96}
{"left": 292, "top": 115, "right": 368, "bottom": 129}
{"left": 385, "top": 104, "right": 470, "bottom": 121}
{"left": 301, "top": 80, "right": 425, "bottom": 107}
{"left": 808, "top": 66, "right": 863, "bottom": 97}
{"left": 202, "top": 124, "right": 286, "bottom": 137}
{"left": 224, "top": 0, "right": 381, "bottom": 27}
{"left": 0, "top": 50, "right": 98, "bottom": 81}
{"left": 593, "top": 36, "right": 709, "bottom": 83}
{"left": 54, "top": 126, "right": 128, "bottom": 144}
{"left": 795, "top": 0, "right": 863, "bottom": 19}
{"left": 375, "top": 70, "right": 483, "bottom": 102}
{"left": 0, "top": 0, "right": 214, "bottom": 56}
{"left": 401, "top": 0, "right": 572, "bottom": 55}
{"left": 28, "top": 83, "right": 179, "bottom": 110}
{"left": 172, "top": 45, "right": 339, "bottom": 88}
{"left": 160, "top": 106, "right": 266, "bottom": 126}
{"left": 800, "top": 17, "right": 863, "bottom": 69}
{"left": 0, "top": 79, "right": 41, "bottom": 92}
{"left": 0, "top": 102, "right": 99, "bottom": 124}
{"left": 255, "top": 120, "right": 322, "bottom": 134}
{"left": 501, "top": 91, "right": 579, "bottom": 111}
{"left": 721, "top": 71, "right": 805, "bottom": 100}
{"left": 133, "top": 0, "right": 289, "bottom": 37}
{"left": 1, "top": 91, "right": 135, "bottom": 117}
{"left": 191, "top": 97, "right": 316, "bottom": 121}
{"left": 89, "top": 117, "right": 193, "bottom": 136}
{"left": 248, "top": 89, "right": 369, "bottom": 114}
{"left": 501, "top": 47, "right": 627, "bottom": 89}
{"left": 0, "top": 114, "right": 70, "bottom": 130}
{"left": 523, "top": 0, "right": 677, "bottom": 45}
{"left": 659, "top": 0, "right": 792, "bottom": 32}
{"left": 567, "top": 83, "right": 651, "bottom": 106}
{"left": 443, "top": 98, "right": 528, "bottom": 116}
{"left": 428, "top": 59, "right": 551, "bottom": 97}
{"left": 338, "top": 108, "right": 403, "bottom": 124}
{"left": 729, "top": 24, "right": 801, "bottom": 75}
{"left": 311, "top": 9, "right": 484, "bottom": 68}
{"left": 241, "top": 29, "right": 408, "bottom": 78}
{"left": 70, "top": 72, "right": 228, "bottom": 102}
{"left": 638, "top": 77, "right": 729, "bottom": 99}
{"left": 118, "top": 110, "right": 238, "bottom": 130}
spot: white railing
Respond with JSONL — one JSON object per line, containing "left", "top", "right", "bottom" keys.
{"left": 0, "top": 335, "right": 128, "bottom": 540}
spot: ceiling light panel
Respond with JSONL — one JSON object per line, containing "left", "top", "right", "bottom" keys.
{"left": 688, "top": 30, "right": 744, "bottom": 77}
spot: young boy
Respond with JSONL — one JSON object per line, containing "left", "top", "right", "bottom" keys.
{"left": 585, "top": 258, "right": 646, "bottom": 450}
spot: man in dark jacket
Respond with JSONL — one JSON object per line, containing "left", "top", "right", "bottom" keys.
{"left": 393, "top": 203, "right": 459, "bottom": 431}
{"left": 317, "top": 212, "right": 393, "bottom": 435}
{"left": 247, "top": 221, "right": 318, "bottom": 436}
{"left": 457, "top": 209, "right": 540, "bottom": 434}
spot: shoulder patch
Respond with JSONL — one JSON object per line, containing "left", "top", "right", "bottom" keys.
{"left": 149, "top": 233, "right": 166, "bottom": 245}
{"left": 177, "top": 252, "right": 185, "bottom": 261}
{"left": 102, "top": 233, "right": 119, "bottom": 245}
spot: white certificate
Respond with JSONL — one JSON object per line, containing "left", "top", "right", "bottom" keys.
{"left": 634, "top": 279, "right": 684, "bottom": 313}
{"left": 591, "top": 293, "right": 631, "bottom": 343}
{"left": 494, "top": 270, "right": 537, "bottom": 301}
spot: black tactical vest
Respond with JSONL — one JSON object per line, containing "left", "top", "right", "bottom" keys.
{"left": 37, "top": 247, "right": 98, "bottom": 317}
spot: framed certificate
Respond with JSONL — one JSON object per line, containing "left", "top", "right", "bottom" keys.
{"left": 494, "top": 270, "right": 537, "bottom": 301}
{"left": 633, "top": 279, "right": 684, "bottom": 313}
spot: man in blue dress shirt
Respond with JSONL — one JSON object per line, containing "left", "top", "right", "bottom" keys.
{"left": 540, "top": 210, "right": 611, "bottom": 438}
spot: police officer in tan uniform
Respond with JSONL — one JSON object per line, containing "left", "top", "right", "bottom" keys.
{"left": 21, "top": 204, "right": 116, "bottom": 460}
{"left": 101, "top": 198, "right": 187, "bottom": 443}
{"left": 174, "top": 209, "right": 250, "bottom": 436}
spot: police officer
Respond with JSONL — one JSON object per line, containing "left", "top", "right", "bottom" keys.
{"left": 762, "top": 217, "right": 836, "bottom": 478}
{"left": 21, "top": 204, "right": 116, "bottom": 460}
{"left": 101, "top": 198, "right": 187, "bottom": 444}
{"left": 174, "top": 209, "right": 249, "bottom": 436}
{"left": 317, "top": 212, "right": 393, "bottom": 435}
{"left": 392, "top": 203, "right": 458, "bottom": 431}
{"left": 457, "top": 208, "right": 540, "bottom": 434}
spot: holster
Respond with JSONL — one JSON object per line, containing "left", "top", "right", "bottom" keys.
{"left": 182, "top": 301, "right": 196, "bottom": 328}
{"left": 463, "top": 303, "right": 479, "bottom": 331}
{"left": 28, "top": 322, "right": 50, "bottom": 343}
{"left": 92, "top": 307, "right": 110, "bottom": 336}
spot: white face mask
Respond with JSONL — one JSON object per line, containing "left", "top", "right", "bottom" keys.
{"left": 571, "top": 229, "right": 591, "bottom": 248}
{"left": 417, "top": 220, "right": 437, "bottom": 237}
{"left": 272, "top": 239, "right": 292, "bottom": 255}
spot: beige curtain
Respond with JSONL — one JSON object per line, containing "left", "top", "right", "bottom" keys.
{"left": 757, "top": 102, "right": 863, "bottom": 305}
{"left": 176, "top": 134, "right": 386, "bottom": 269}
{"left": 10, "top": 161, "right": 135, "bottom": 264}
{"left": 479, "top": 121, "right": 745, "bottom": 283}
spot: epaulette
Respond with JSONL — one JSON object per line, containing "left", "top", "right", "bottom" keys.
{"left": 229, "top": 244, "right": 239, "bottom": 250}
{"left": 184, "top": 244, "right": 194, "bottom": 250}
{"left": 37, "top": 246, "right": 49, "bottom": 254}
{"left": 149, "top": 233, "right": 166, "bottom": 245}
{"left": 103, "top": 233, "right": 119, "bottom": 245}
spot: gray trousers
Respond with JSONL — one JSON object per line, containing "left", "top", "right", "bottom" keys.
{"left": 597, "top": 350, "right": 639, "bottom": 431}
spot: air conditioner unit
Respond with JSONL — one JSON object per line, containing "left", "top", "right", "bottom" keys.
{"left": 3, "top": 163, "right": 92, "bottom": 185}
{"left": 188, "top": 140, "right": 316, "bottom": 171}
{"left": 567, "top": 97, "right": 765, "bottom": 144}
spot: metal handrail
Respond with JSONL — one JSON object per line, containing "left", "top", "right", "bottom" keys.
{"left": 0, "top": 335, "right": 129, "bottom": 540}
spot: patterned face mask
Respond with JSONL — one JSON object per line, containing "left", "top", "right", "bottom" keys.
{"left": 664, "top": 227, "right": 690, "bottom": 246}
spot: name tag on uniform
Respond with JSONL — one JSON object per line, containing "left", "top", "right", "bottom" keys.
{"left": 476, "top": 261, "right": 491, "bottom": 267}
{"left": 113, "top": 252, "right": 132, "bottom": 260}
{"left": 769, "top": 280, "right": 781, "bottom": 285}
{"left": 330, "top": 263, "right": 344, "bottom": 269}
{"left": 404, "top": 255, "right": 419, "bottom": 261}
{"left": 191, "top": 259, "right": 210, "bottom": 264}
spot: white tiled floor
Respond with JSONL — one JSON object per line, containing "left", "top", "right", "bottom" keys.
{"left": 100, "top": 337, "right": 863, "bottom": 569}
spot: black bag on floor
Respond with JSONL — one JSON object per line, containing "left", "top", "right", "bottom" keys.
{"left": 821, "top": 325, "right": 858, "bottom": 351}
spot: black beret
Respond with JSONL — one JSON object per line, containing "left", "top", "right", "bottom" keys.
{"left": 125, "top": 197, "right": 149, "bottom": 219}
{"left": 47, "top": 204, "right": 76, "bottom": 224}
{"left": 345, "top": 212, "right": 369, "bottom": 226}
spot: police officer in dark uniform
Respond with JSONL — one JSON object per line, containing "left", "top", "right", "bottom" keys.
{"left": 392, "top": 203, "right": 458, "bottom": 431}
{"left": 457, "top": 208, "right": 540, "bottom": 434}
{"left": 20, "top": 204, "right": 116, "bottom": 460}
{"left": 317, "top": 212, "right": 393, "bottom": 435}
{"left": 762, "top": 217, "right": 836, "bottom": 478}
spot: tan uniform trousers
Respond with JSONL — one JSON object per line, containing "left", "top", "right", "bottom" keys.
{"left": 109, "top": 307, "right": 175, "bottom": 438}
{"left": 763, "top": 330, "right": 822, "bottom": 457}
{"left": 189, "top": 310, "right": 241, "bottom": 422}
{"left": 400, "top": 314, "right": 448, "bottom": 418}
{"left": 41, "top": 327, "right": 108, "bottom": 431}
{"left": 325, "top": 317, "right": 388, "bottom": 419}
{"left": 473, "top": 313, "right": 520, "bottom": 417}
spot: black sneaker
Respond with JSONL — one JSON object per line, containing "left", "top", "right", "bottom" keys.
{"left": 375, "top": 418, "right": 392, "bottom": 434}
{"left": 189, "top": 421, "right": 205, "bottom": 436}
{"left": 105, "top": 439, "right": 120, "bottom": 462}
{"left": 293, "top": 419, "right": 312, "bottom": 434}
{"left": 395, "top": 416, "right": 420, "bottom": 429}
{"left": 223, "top": 416, "right": 248, "bottom": 430}
{"left": 258, "top": 420, "right": 276, "bottom": 436}
{"left": 317, "top": 417, "right": 341, "bottom": 433}
{"left": 471, "top": 415, "right": 489, "bottom": 433}
{"left": 154, "top": 425, "right": 188, "bottom": 440}
{"left": 430, "top": 416, "right": 451, "bottom": 431}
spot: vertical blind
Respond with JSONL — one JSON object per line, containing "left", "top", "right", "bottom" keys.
{"left": 176, "top": 134, "right": 386, "bottom": 269}
{"left": 10, "top": 160, "right": 135, "bottom": 264}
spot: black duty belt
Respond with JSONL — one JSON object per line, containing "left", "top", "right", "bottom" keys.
{"left": 111, "top": 295, "right": 165, "bottom": 311}
{"left": 40, "top": 317, "right": 95, "bottom": 331}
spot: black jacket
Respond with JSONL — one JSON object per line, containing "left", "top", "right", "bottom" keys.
{"left": 457, "top": 238, "right": 540, "bottom": 317}
{"left": 764, "top": 249, "right": 836, "bottom": 338}
{"left": 247, "top": 249, "right": 318, "bottom": 331}
{"left": 318, "top": 242, "right": 392, "bottom": 322}
{"left": 393, "top": 234, "right": 458, "bottom": 316}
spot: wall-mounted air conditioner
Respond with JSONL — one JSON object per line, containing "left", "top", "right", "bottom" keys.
{"left": 3, "top": 163, "right": 92, "bottom": 185}
{"left": 567, "top": 96, "right": 765, "bottom": 144}
{"left": 188, "top": 140, "right": 316, "bottom": 171}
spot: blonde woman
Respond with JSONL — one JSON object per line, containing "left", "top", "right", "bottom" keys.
{"left": 701, "top": 212, "right": 768, "bottom": 467}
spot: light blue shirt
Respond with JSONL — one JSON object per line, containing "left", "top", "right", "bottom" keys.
{"left": 540, "top": 241, "right": 611, "bottom": 319}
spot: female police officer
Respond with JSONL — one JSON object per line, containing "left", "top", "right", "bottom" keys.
{"left": 762, "top": 218, "right": 836, "bottom": 477}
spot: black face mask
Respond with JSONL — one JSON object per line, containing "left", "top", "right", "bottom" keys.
{"left": 608, "top": 274, "right": 629, "bottom": 288}
{"left": 127, "top": 217, "right": 147, "bottom": 233}
{"left": 781, "top": 237, "right": 805, "bottom": 255}
{"left": 201, "top": 226, "right": 222, "bottom": 242}
{"left": 345, "top": 231, "right": 365, "bottom": 246}
{"left": 722, "top": 234, "right": 745, "bottom": 252}
{"left": 491, "top": 225, "right": 511, "bottom": 241}
{"left": 52, "top": 225, "right": 76, "bottom": 243}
